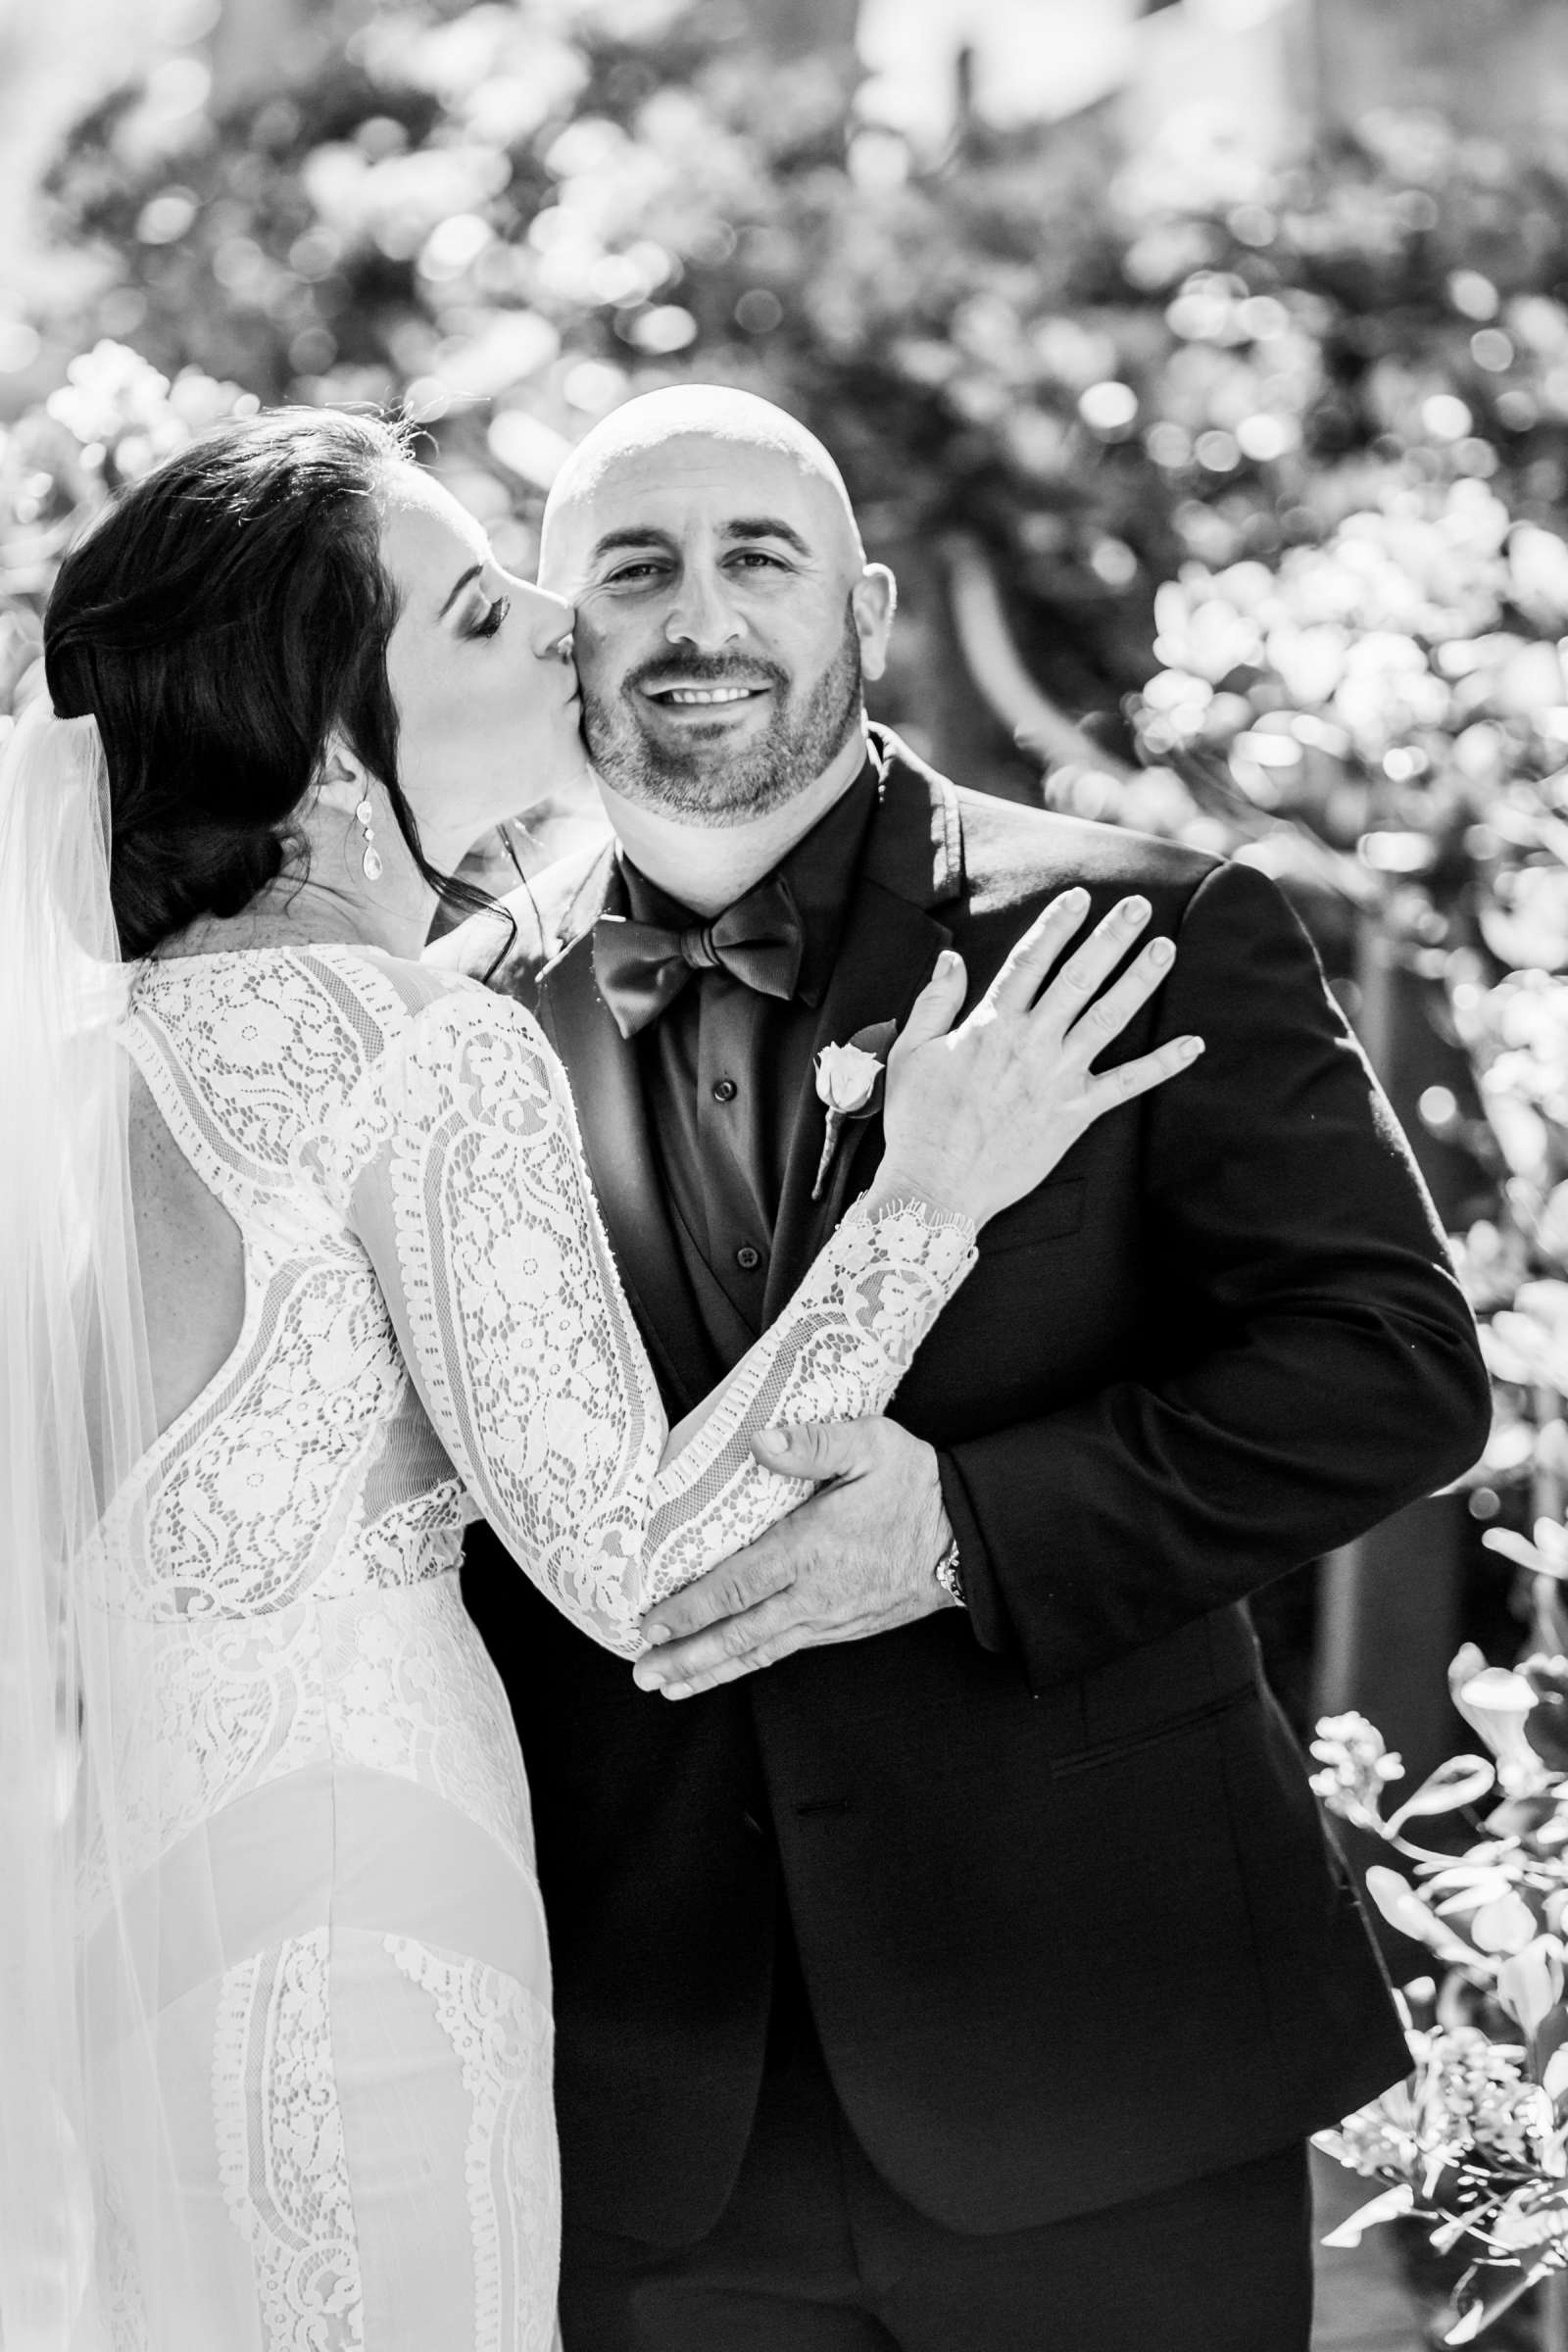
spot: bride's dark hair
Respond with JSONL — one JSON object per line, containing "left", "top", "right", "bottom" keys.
{"left": 44, "top": 408, "right": 505, "bottom": 961}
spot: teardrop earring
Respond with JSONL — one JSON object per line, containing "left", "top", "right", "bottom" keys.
{"left": 355, "top": 794, "right": 383, "bottom": 884}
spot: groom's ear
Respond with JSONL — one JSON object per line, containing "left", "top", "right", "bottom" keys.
{"left": 851, "top": 564, "right": 897, "bottom": 683}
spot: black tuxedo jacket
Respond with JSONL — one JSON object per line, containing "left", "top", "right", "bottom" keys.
{"left": 457, "top": 734, "right": 1490, "bottom": 2245}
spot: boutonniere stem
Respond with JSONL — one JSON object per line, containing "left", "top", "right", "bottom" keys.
{"left": 811, "top": 1019, "right": 898, "bottom": 1200}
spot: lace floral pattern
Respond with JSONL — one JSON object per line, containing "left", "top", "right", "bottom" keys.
{"left": 125, "top": 946, "right": 975, "bottom": 1666}
{"left": 78, "top": 1605, "right": 332, "bottom": 1922}
{"left": 323, "top": 1583, "right": 534, "bottom": 1869}
{"left": 214, "top": 1931, "right": 366, "bottom": 2352}
{"left": 120, "top": 955, "right": 469, "bottom": 1628}
{"left": 639, "top": 1198, "right": 977, "bottom": 1607}
{"left": 387, "top": 1936, "right": 559, "bottom": 2352}
{"left": 318, "top": 971, "right": 977, "bottom": 1654}
{"left": 89, "top": 944, "right": 978, "bottom": 2348}
{"left": 81, "top": 1583, "right": 535, "bottom": 1918}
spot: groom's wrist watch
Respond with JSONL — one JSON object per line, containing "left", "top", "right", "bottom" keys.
{"left": 933, "top": 1534, "right": 966, "bottom": 1611}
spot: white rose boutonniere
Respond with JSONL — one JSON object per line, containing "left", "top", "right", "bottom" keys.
{"left": 811, "top": 1018, "right": 898, "bottom": 1200}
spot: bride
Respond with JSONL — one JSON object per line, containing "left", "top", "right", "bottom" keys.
{"left": 0, "top": 407, "right": 1200, "bottom": 2351}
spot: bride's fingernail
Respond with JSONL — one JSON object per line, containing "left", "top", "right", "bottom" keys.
{"left": 643, "top": 1623, "right": 671, "bottom": 1644}
{"left": 1121, "top": 896, "right": 1151, "bottom": 923}
{"left": 1179, "top": 1035, "right": 1204, "bottom": 1059}
{"left": 1150, "top": 936, "right": 1174, "bottom": 966}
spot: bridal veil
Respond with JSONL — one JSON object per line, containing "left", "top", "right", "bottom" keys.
{"left": 0, "top": 700, "right": 256, "bottom": 2349}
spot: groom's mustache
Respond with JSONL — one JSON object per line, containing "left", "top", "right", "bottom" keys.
{"left": 624, "top": 655, "right": 791, "bottom": 699}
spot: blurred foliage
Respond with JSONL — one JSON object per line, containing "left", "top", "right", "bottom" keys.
{"left": 15, "top": 4, "right": 1568, "bottom": 1589}
{"left": 10, "top": 6, "right": 1568, "bottom": 762}
{"left": 1310, "top": 1669, "right": 1568, "bottom": 2342}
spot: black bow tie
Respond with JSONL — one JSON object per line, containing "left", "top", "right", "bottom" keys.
{"left": 592, "top": 873, "right": 806, "bottom": 1039}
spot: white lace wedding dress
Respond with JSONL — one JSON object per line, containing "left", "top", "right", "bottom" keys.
{"left": 88, "top": 942, "right": 973, "bottom": 2352}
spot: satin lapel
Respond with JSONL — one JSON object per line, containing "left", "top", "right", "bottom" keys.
{"left": 763, "top": 743, "right": 964, "bottom": 1322}
{"left": 534, "top": 933, "right": 716, "bottom": 1413}
{"left": 762, "top": 876, "right": 953, "bottom": 1325}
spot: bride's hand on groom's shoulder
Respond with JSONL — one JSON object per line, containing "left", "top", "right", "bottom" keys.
{"left": 632, "top": 1418, "right": 953, "bottom": 1699}
{"left": 876, "top": 887, "right": 1203, "bottom": 1231}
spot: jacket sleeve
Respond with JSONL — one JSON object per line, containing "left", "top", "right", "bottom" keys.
{"left": 936, "top": 856, "right": 1492, "bottom": 1693}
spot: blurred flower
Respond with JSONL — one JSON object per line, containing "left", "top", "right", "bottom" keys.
{"left": 1523, "top": 1654, "right": 1568, "bottom": 1773}
{"left": 1309, "top": 1710, "right": 1404, "bottom": 1831}
{"left": 1433, "top": 2028, "right": 1551, "bottom": 2163}
{"left": 1496, "top": 1936, "right": 1566, "bottom": 2034}
{"left": 1449, "top": 1650, "right": 1552, "bottom": 1796}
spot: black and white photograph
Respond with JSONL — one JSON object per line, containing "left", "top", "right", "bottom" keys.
{"left": 7, "top": 2, "right": 1568, "bottom": 2346}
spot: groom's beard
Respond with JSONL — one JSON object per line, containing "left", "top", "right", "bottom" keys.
{"left": 579, "top": 602, "right": 864, "bottom": 824}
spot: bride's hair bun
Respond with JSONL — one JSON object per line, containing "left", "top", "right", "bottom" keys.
{"left": 44, "top": 410, "right": 417, "bottom": 959}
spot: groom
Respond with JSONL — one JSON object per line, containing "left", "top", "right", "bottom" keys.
{"left": 450, "top": 387, "right": 1490, "bottom": 2350}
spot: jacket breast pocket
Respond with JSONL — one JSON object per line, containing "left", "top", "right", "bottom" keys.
{"left": 977, "top": 1175, "right": 1086, "bottom": 1258}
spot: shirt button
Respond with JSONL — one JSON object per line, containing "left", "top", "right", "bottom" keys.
{"left": 712, "top": 1077, "right": 738, "bottom": 1103}
{"left": 736, "top": 1244, "right": 762, "bottom": 1272}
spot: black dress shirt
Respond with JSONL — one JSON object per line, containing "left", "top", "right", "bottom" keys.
{"left": 616, "top": 762, "right": 879, "bottom": 1368}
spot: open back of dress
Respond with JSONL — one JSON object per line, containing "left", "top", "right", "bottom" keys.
{"left": 80, "top": 939, "right": 972, "bottom": 2350}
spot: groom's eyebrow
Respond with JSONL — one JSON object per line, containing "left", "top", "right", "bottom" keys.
{"left": 586, "top": 518, "right": 813, "bottom": 563}
{"left": 589, "top": 526, "right": 673, "bottom": 566}
{"left": 721, "top": 516, "right": 811, "bottom": 554}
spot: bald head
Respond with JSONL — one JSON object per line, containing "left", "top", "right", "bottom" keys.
{"left": 542, "top": 383, "right": 896, "bottom": 838}
{"left": 539, "top": 385, "right": 865, "bottom": 593}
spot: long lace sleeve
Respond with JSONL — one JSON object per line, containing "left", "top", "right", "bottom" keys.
{"left": 322, "top": 984, "right": 975, "bottom": 1657}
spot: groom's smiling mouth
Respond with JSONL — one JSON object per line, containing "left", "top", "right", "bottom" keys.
{"left": 635, "top": 673, "right": 778, "bottom": 725}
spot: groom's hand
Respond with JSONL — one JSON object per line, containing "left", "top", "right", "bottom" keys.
{"left": 632, "top": 1417, "right": 957, "bottom": 1700}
